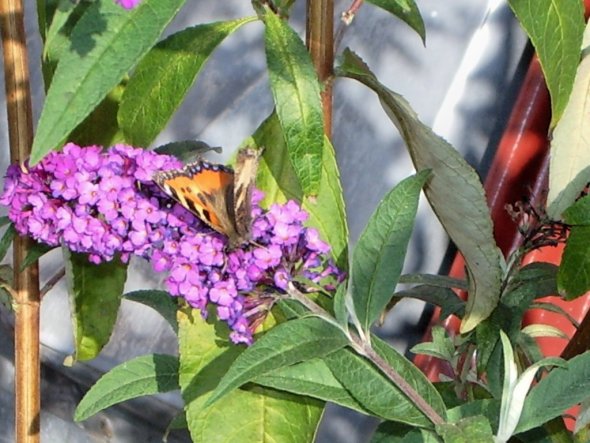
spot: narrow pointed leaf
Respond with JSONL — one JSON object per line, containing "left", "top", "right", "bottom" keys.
{"left": 74, "top": 353, "right": 179, "bottom": 421}
{"left": 392, "top": 285, "right": 465, "bottom": 320}
{"left": 65, "top": 250, "right": 127, "bottom": 361}
{"left": 508, "top": 0, "right": 584, "bottom": 128}
{"left": 206, "top": 317, "right": 347, "bottom": 406}
{"left": 365, "top": 0, "right": 425, "bottom": 43}
{"left": 247, "top": 113, "right": 348, "bottom": 269}
{"left": 253, "top": 358, "right": 370, "bottom": 414}
{"left": 264, "top": 9, "right": 324, "bottom": 195}
{"left": 178, "top": 309, "right": 323, "bottom": 443}
{"left": 123, "top": 289, "right": 178, "bottom": 334}
{"left": 562, "top": 194, "right": 590, "bottom": 225}
{"left": 119, "top": 17, "right": 254, "bottom": 146}
{"left": 558, "top": 225, "right": 590, "bottom": 299}
{"left": 352, "top": 170, "right": 429, "bottom": 331}
{"left": 0, "top": 224, "right": 16, "bottom": 263}
{"left": 435, "top": 416, "right": 494, "bottom": 443}
{"left": 516, "top": 351, "right": 590, "bottom": 433}
{"left": 31, "top": 0, "right": 185, "bottom": 163}
{"left": 337, "top": 49, "right": 503, "bottom": 333}
{"left": 326, "top": 336, "right": 446, "bottom": 428}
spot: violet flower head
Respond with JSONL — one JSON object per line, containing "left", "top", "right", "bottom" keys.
{"left": 115, "top": 0, "right": 142, "bottom": 9}
{"left": 0, "top": 143, "right": 344, "bottom": 345}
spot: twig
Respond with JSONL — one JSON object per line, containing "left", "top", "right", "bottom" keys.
{"left": 0, "top": 0, "right": 41, "bottom": 441}
{"left": 306, "top": 0, "right": 334, "bottom": 137}
{"left": 286, "top": 283, "right": 445, "bottom": 426}
{"left": 40, "top": 268, "right": 65, "bottom": 299}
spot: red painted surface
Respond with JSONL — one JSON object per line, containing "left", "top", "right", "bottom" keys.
{"left": 415, "top": 1, "right": 590, "bottom": 394}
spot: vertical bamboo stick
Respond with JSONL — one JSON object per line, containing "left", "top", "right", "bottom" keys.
{"left": 0, "top": 0, "right": 41, "bottom": 441}
{"left": 306, "top": 0, "right": 334, "bottom": 138}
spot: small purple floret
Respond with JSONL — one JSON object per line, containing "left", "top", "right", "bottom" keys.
{"left": 0, "top": 143, "right": 344, "bottom": 344}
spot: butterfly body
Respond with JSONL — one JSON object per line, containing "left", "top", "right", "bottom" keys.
{"left": 154, "top": 148, "right": 261, "bottom": 248}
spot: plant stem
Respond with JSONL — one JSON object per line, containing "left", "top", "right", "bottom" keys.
{"left": 306, "top": 0, "right": 334, "bottom": 137}
{"left": 286, "top": 284, "right": 445, "bottom": 426}
{"left": 0, "top": 0, "right": 41, "bottom": 441}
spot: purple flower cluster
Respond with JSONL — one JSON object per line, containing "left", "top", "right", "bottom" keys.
{"left": 115, "top": 0, "right": 141, "bottom": 9}
{"left": 0, "top": 143, "right": 343, "bottom": 344}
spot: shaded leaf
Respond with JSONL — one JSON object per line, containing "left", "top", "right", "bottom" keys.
{"left": 558, "top": 225, "right": 590, "bottom": 299}
{"left": 263, "top": 8, "right": 324, "bottom": 195}
{"left": 398, "top": 273, "right": 468, "bottom": 291}
{"left": 20, "top": 242, "right": 55, "bottom": 271}
{"left": 154, "top": 140, "right": 222, "bottom": 163}
{"left": 31, "top": 0, "right": 185, "bottom": 163}
{"left": 365, "top": 0, "right": 425, "bottom": 43}
{"left": 562, "top": 194, "right": 590, "bottom": 225}
{"left": 337, "top": 49, "right": 503, "bottom": 333}
{"left": 392, "top": 285, "right": 465, "bottom": 320}
{"left": 65, "top": 250, "right": 127, "bottom": 361}
{"left": 124, "top": 290, "right": 178, "bottom": 334}
{"left": 352, "top": 170, "right": 429, "bottom": 332}
{"left": 75, "top": 354, "right": 179, "bottom": 421}
{"left": 0, "top": 224, "right": 16, "bottom": 263}
{"left": 120, "top": 18, "right": 253, "bottom": 146}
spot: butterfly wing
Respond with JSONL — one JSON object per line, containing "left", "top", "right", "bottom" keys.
{"left": 232, "top": 147, "right": 262, "bottom": 244}
{"left": 154, "top": 162, "right": 238, "bottom": 239}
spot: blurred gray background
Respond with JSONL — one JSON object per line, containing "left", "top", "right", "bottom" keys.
{"left": 0, "top": 0, "right": 528, "bottom": 441}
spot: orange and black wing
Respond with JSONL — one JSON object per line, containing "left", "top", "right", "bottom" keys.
{"left": 154, "top": 162, "right": 237, "bottom": 237}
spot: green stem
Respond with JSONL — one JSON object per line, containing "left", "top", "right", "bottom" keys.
{"left": 286, "top": 283, "right": 445, "bottom": 426}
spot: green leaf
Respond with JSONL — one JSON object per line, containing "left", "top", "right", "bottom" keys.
{"left": 123, "top": 290, "right": 178, "bottom": 334}
{"left": 515, "top": 351, "right": 590, "bottom": 433}
{"left": 20, "top": 242, "right": 55, "bottom": 271}
{"left": 31, "top": 0, "right": 185, "bottom": 163}
{"left": 562, "top": 194, "right": 590, "bottom": 225}
{"left": 352, "top": 170, "right": 430, "bottom": 332}
{"left": 206, "top": 316, "right": 347, "bottom": 406}
{"left": 0, "top": 224, "right": 16, "bottom": 263}
{"left": 43, "top": 0, "right": 78, "bottom": 59}
{"left": 371, "top": 421, "right": 438, "bottom": 443}
{"left": 365, "top": 0, "right": 425, "bottom": 43}
{"left": 508, "top": 0, "right": 584, "bottom": 128}
{"left": 69, "top": 81, "right": 126, "bottom": 147}
{"left": 247, "top": 113, "right": 348, "bottom": 269}
{"left": 435, "top": 416, "right": 495, "bottom": 443}
{"left": 65, "top": 251, "right": 127, "bottom": 361}
{"left": 392, "top": 285, "right": 465, "bottom": 321}
{"left": 119, "top": 17, "right": 254, "bottom": 146}
{"left": 399, "top": 273, "right": 468, "bottom": 291}
{"left": 410, "top": 326, "right": 455, "bottom": 362}
{"left": 558, "top": 225, "right": 590, "bottom": 299}
{"left": 253, "top": 357, "right": 370, "bottom": 415}
{"left": 263, "top": 8, "right": 324, "bottom": 195}
{"left": 337, "top": 49, "right": 503, "bottom": 334}
{"left": 154, "top": 140, "right": 222, "bottom": 163}
{"left": 74, "top": 353, "right": 179, "bottom": 421}
{"left": 326, "top": 336, "right": 446, "bottom": 428}
{"left": 178, "top": 308, "right": 323, "bottom": 443}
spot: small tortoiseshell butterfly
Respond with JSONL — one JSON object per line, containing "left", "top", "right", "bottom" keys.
{"left": 154, "top": 147, "right": 261, "bottom": 248}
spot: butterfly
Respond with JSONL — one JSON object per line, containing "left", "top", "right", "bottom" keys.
{"left": 153, "top": 147, "right": 262, "bottom": 248}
